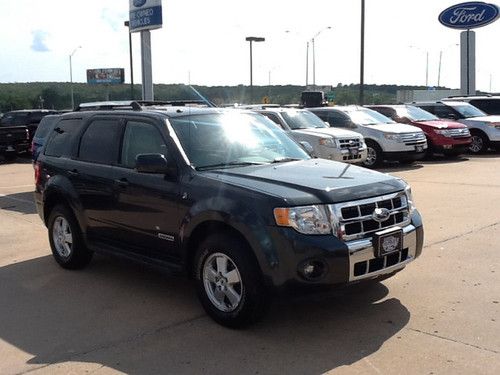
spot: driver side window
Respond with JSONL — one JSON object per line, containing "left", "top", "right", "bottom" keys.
{"left": 121, "top": 121, "right": 168, "bottom": 169}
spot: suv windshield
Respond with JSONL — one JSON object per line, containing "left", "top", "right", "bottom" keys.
{"left": 397, "top": 106, "right": 438, "bottom": 122}
{"left": 446, "top": 103, "right": 486, "bottom": 118}
{"left": 170, "top": 112, "right": 310, "bottom": 169}
{"left": 347, "top": 108, "right": 395, "bottom": 125}
{"left": 281, "top": 110, "right": 328, "bottom": 130}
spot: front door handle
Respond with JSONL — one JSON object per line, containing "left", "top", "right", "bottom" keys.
{"left": 114, "top": 178, "right": 129, "bottom": 188}
{"left": 67, "top": 169, "right": 79, "bottom": 177}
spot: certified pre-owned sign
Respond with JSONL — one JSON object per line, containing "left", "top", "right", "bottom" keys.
{"left": 129, "top": 0, "right": 163, "bottom": 33}
{"left": 439, "top": 2, "right": 499, "bottom": 29}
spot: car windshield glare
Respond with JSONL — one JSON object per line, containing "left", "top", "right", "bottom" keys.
{"left": 449, "top": 103, "right": 486, "bottom": 118}
{"left": 397, "top": 106, "right": 439, "bottom": 122}
{"left": 281, "top": 110, "right": 328, "bottom": 129}
{"left": 170, "top": 112, "right": 310, "bottom": 169}
{"left": 348, "top": 108, "right": 395, "bottom": 125}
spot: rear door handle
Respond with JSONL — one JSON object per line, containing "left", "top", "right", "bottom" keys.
{"left": 114, "top": 178, "right": 129, "bottom": 188}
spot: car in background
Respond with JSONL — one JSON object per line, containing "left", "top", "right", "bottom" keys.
{"left": 442, "top": 95, "right": 500, "bottom": 115}
{"left": 413, "top": 101, "right": 500, "bottom": 153}
{"left": 31, "top": 114, "right": 62, "bottom": 162}
{"left": 367, "top": 105, "right": 471, "bottom": 157}
{"left": 0, "top": 125, "right": 30, "bottom": 160}
{"left": 244, "top": 106, "right": 367, "bottom": 164}
{"left": 310, "top": 106, "right": 427, "bottom": 168}
{"left": 0, "top": 109, "right": 59, "bottom": 141}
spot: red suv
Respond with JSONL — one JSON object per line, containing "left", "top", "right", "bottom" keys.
{"left": 368, "top": 105, "right": 471, "bottom": 157}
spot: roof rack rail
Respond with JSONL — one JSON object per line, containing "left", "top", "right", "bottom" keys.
{"left": 75, "top": 99, "right": 216, "bottom": 112}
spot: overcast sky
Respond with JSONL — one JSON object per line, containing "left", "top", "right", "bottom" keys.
{"left": 1, "top": 0, "right": 499, "bottom": 91}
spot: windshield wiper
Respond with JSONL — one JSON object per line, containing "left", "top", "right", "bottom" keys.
{"left": 196, "top": 161, "right": 264, "bottom": 171}
{"left": 271, "top": 157, "right": 302, "bottom": 164}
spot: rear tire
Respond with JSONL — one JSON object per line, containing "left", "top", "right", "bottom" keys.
{"left": 194, "top": 233, "right": 269, "bottom": 328}
{"left": 362, "top": 141, "right": 383, "bottom": 168}
{"left": 48, "top": 205, "right": 93, "bottom": 270}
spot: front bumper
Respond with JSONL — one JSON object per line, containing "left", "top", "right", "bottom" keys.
{"left": 263, "top": 211, "right": 423, "bottom": 289}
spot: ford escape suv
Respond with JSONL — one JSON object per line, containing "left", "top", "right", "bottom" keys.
{"left": 34, "top": 101, "right": 424, "bottom": 327}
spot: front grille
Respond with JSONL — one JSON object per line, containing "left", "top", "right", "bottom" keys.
{"left": 353, "top": 248, "right": 409, "bottom": 276}
{"left": 329, "top": 191, "right": 410, "bottom": 241}
{"left": 338, "top": 138, "right": 361, "bottom": 149}
{"left": 448, "top": 128, "right": 471, "bottom": 138}
{"left": 400, "top": 132, "right": 426, "bottom": 146}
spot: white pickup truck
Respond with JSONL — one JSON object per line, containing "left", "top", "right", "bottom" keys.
{"left": 248, "top": 107, "right": 368, "bottom": 164}
{"left": 311, "top": 106, "right": 427, "bottom": 167}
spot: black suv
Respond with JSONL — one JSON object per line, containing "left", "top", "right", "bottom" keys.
{"left": 1, "top": 109, "right": 59, "bottom": 139}
{"left": 34, "top": 101, "right": 424, "bottom": 327}
{"left": 443, "top": 95, "right": 500, "bottom": 115}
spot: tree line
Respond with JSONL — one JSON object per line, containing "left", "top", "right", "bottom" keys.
{"left": 0, "top": 82, "right": 431, "bottom": 112}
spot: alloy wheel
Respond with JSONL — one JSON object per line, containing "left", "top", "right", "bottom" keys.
{"left": 469, "top": 135, "right": 483, "bottom": 153}
{"left": 52, "top": 216, "right": 73, "bottom": 258}
{"left": 203, "top": 252, "right": 243, "bottom": 312}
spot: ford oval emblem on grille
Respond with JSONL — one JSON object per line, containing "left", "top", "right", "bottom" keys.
{"left": 372, "top": 208, "right": 391, "bottom": 223}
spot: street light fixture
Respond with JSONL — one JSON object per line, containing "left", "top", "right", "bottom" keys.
{"left": 124, "top": 21, "right": 135, "bottom": 99}
{"left": 245, "top": 36, "right": 265, "bottom": 103}
{"left": 69, "top": 46, "right": 82, "bottom": 109}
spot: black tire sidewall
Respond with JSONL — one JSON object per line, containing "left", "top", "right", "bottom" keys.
{"left": 194, "top": 234, "right": 267, "bottom": 328}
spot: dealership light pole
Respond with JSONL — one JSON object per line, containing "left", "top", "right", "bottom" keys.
{"left": 311, "top": 26, "right": 331, "bottom": 88}
{"left": 245, "top": 36, "right": 265, "bottom": 103}
{"left": 360, "top": 0, "right": 365, "bottom": 105}
{"left": 124, "top": 21, "right": 135, "bottom": 99}
{"left": 69, "top": 46, "right": 81, "bottom": 109}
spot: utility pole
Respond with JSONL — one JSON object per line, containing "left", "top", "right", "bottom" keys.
{"left": 360, "top": 0, "right": 365, "bottom": 105}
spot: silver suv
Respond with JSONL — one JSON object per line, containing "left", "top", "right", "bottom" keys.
{"left": 248, "top": 106, "right": 367, "bottom": 164}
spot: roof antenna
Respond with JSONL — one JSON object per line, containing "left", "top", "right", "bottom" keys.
{"left": 185, "top": 84, "right": 216, "bottom": 107}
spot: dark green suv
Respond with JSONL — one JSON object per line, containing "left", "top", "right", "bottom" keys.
{"left": 34, "top": 101, "right": 424, "bottom": 327}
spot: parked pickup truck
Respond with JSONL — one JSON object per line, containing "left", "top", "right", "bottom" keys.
{"left": 311, "top": 106, "right": 427, "bottom": 168}
{"left": 35, "top": 101, "right": 423, "bottom": 327}
{"left": 0, "top": 125, "right": 30, "bottom": 159}
{"left": 246, "top": 106, "right": 367, "bottom": 164}
{"left": 367, "top": 105, "right": 471, "bottom": 157}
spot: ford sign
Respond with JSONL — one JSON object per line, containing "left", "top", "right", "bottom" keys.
{"left": 439, "top": 2, "right": 500, "bottom": 29}
{"left": 133, "top": 0, "right": 147, "bottom": 7}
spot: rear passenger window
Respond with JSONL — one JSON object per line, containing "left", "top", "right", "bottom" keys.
{"left": 44, "top": 119, "right": 84, "bottom": 157}
{"left": 79, "top": 120, "right": 122, "bottom": 164}
{"left": 120, "top": 121, "right": 167, "bottom": 168}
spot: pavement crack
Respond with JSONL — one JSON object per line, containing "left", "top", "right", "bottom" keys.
{"left": 406, "top": 327, "right": 500, "bottom": 354}
{"left": 424, "top": 221, "right": 500, "bottom": 248}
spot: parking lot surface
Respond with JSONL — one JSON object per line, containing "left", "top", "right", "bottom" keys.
{"left": 0, "top": 155, "right": 499, "bottom": 374}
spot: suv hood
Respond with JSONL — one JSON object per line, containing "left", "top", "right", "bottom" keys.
{"left": 363, "top": 123, "right": 422, "bottom": 134}
{"left": 415, "top": 119, "right": 466, "bottom": 129}
{"left": 293, "top": 127, "right": 362, "bottom": 139}
{"left": 203, "top": 159, "right": 405, "bottom": 206}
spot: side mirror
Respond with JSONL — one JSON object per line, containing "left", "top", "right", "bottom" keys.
{"left": 324, "top": 121, "right": 330, "bottom": 126}
{"left": 299, "top": 141, "right": 315, "bottom": 156}
{"left": 135, "top": 153, "right": 171, "bottom": 174}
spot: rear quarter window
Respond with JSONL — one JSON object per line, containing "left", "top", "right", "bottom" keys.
{"left": 78, "top": 119, "right": 122, "bottom": 165}
{"left": 44, "top": 119, "right": 85, "bottom": 157}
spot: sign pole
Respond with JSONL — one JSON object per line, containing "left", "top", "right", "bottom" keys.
{"left": 141, "top": 30, "right": 154, "bottom": 101}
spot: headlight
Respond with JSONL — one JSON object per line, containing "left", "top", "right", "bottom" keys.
{"left": 404, "top": 184, "right": 416, "bottom": 214}
{"left": 384, "top": 133, "right": 402, "bottom": 142}
{"left": 318, "top": 138, "right": 336, "bottom": 148}
{"left": 274, "top": 205, "right": 332, "bottom": 235}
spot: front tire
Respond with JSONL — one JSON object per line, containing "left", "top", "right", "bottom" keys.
{"left": 48, "top": 205, "right": 93, "bottom": 269}
{"left": 469, "top": 132, "right": 489, "bottom": 154}
{"left": 194, "top": 233, "right": 269, "bottom": 328}
{"left": 362, "top": 141, "right": 383, "bottom": 168}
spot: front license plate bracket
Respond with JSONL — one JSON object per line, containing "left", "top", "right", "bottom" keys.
{"left": 373, "top": 228, "right": 403, "bottom": 257}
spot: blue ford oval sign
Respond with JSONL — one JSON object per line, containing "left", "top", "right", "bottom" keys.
{"left": 133, "top": 0, "right": 147, "bottom": 7}
{"left": 439, "top": 2, "right": 500, "bottom": 29}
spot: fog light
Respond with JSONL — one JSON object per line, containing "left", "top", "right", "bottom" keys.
{"left": 299, "top": 260, "right": 327, "bottom": 280}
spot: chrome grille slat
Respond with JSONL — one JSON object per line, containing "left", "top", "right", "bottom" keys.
{"left": 329, "top": 191, "right": 411, "bottom": 241}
